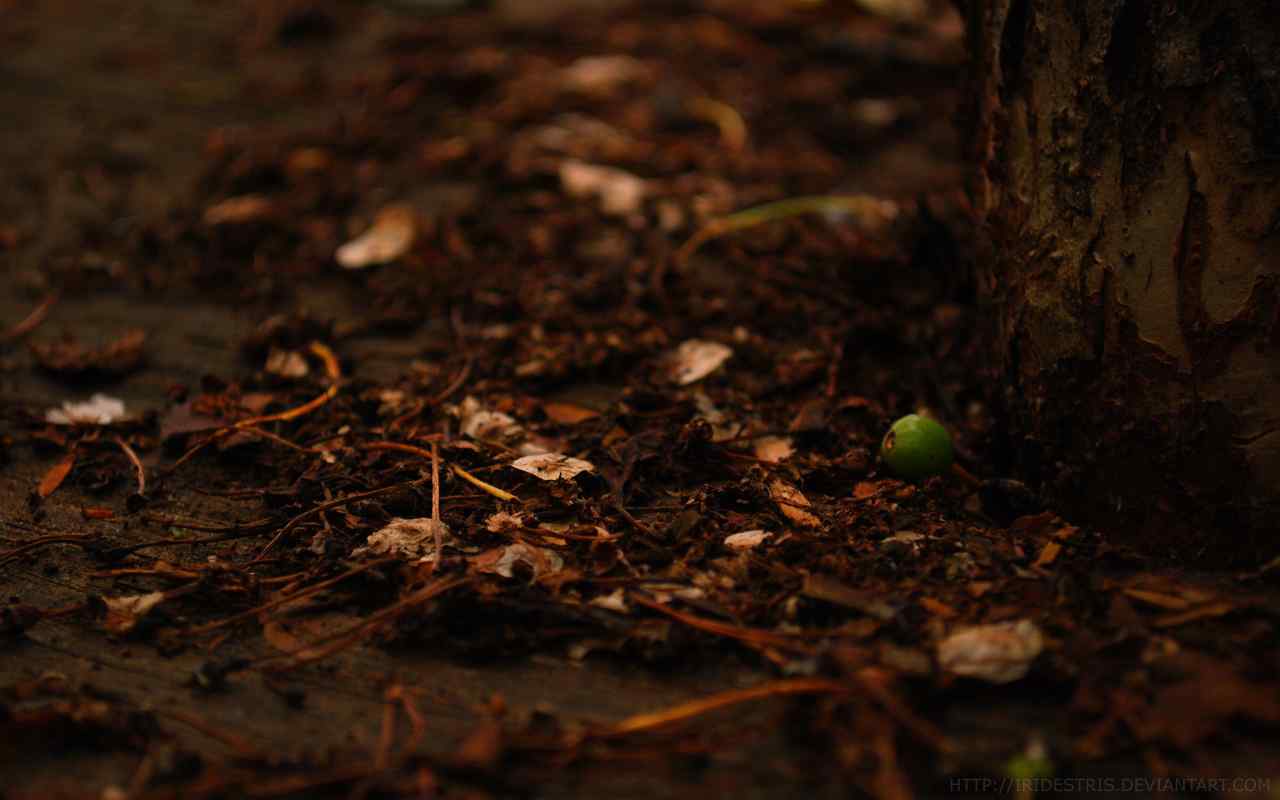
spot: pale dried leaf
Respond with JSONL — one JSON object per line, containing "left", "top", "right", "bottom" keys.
{"left": 511, "top": 453, "right": 595, "bottom": 481}
{"left": 472, "top": 542, "right": 565, "bottom": 580}
{"left": 204, "top": 194, "right": 275, "bottom": 225}
{"left": 457, "top": 396, "right": 523, "bottom": 440}
{"left": 669, "top": 339, "right": 733, "bottom": 385}
{"left": 335, "top": 204, "right": 417, "bottom": 269}
{"left": 769, "top": 479, "right": 821, "bottom": 528}
{"left": 559, "top": 55, "right": 649, "bottom": 94}
{"left": 938, "top": 620, "right": 1044, "bottom": 684}
{"left": 485, "top": 511, "right": 527, "bottom": 533}
{"left": 590, "top": 588, "right": 630, "bottom": 613}
{"left": 355, "top": 517, "right": 452, "bottom": 562}
{"left": 102, "top": 592, "right": 167, "bottom": 634}
{"left": 693, "top": 391, "right": 743, "bottom": 441}
{"left": 559, "top": 160, "right": 647, "bottom": 217}
{"left": 753, "top": 435, "right": 794, "bottom": 463}
{"left": 854, "top": 0, "right": 929, "bottom": 23}
{"left": 724, "top": 530, "right": 771, "bottom": 551}
{"left": 46, "top": 394, "right": 127, "bottom": 426}
{"left": 264, "top": 348, "right": 310, "bottom": 379}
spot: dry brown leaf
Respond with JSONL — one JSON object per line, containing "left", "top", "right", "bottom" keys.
{"left": 203, "top": 194, "right": 276, "bottom": 225}
{"left": 559, "top": 54, "right": 649, "bottom": 95}
{"left": 264, "top": 348, "right": 310, "bottom": 379}
{"left": 769, "top": 479, "right": 821, "bottom": 528}
{"left": 354, "top": 518, "right": 452, "bottom": 562}
{"left": 102, "top": 592, "right": 167, "bottom": 634}
{"left": 37, "top": 451, "right": 76, "bottom": 499}
{"left": 723, "top": 530, "right": 771, "bottom": 551}
{"left": 31, "top": 330, "right": 146, "bottom": 378}
{"left": 1153, "top": 601, "right": 1234, "bottom": 628}
{"left": 937, "top": 620, "right": 1043, "bottom": 684}
{"left": 668, "top": 339, "right": 733, "bottom": 385}
{"left": 511, "top": 453, "right": 595, "bottom": 481}
{"left": 559, "top": 160, "right": 647, "bottom": 217}
{"left": 336, "top": 204, "right": 417, "bottom": 269}
{"left": 1122, "top": 588, "right": 1190, "bottom": 611}
{"left": 1032, "top": 540, "right": 1062, "bottom": 568}
{"left": 542, "top": 401, "right": 600, "bottom": 424}
{"left": 753, "top": 435, "right": 795, "bottom": 463}
{"left": 471, "top": 542, "right": 565, "bottom": 580}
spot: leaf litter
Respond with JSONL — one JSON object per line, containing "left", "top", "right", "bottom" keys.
{"left": 3, "top": 0, "right": 1277, "bottom": 797}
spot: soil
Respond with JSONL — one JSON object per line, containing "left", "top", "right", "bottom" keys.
{"left": 2, "top": 2, "right": 1277, "bottom": 798}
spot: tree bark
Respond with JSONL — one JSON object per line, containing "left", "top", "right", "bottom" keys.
{"left": 965, "top": 0, "right": 1280, "bottom": 561}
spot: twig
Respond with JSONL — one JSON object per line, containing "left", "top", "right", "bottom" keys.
{"left": 675, "top": 194, "right": 899, "bottom": 266}
{"left": 259, "top": 575, "right": 471, "bottom": 669}
{"left": 170, "top": 341, "right": 342, "bottom": 472}
{"left": 113, "top": 436, "right": 146, "bottom": 497}
{"left": 685, "top": 96, "right": 748, "bottom": 153}
{"left": 185, "top": 557, "right": 398, "bottom": 635}
{"left": 452, "top": 464, "right": 519, "bottom": 503}
{"left": 600, "top": 677, "right": 850, "bottom": 738}
{"left": 630, "top": 593, "right": 809, "bottom": 653}
{"left": 253, "top": 479, "right": 426, "bottom": 561}
{"left": 1, "top": 291, "right": 58, "bottom": 343}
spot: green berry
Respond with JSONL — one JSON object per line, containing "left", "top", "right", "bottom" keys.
{"left": 880, "top": 414, "right": 954, "bottom": 481}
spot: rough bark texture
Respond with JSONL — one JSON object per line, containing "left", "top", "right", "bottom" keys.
{"left": 966, "top": 0, "right": 1280, "bottom": 562}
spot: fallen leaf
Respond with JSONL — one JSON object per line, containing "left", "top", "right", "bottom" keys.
{"left": 723, "top": 530, "right": 771, "bottom": 551}
{"left": 101, "top": 592, "right": 167, "bottom": 634}
{"left": 457, "top": 396, "right": 523, "bottom": 440}
{"left": 919, "top": 597, "right": 958, "bottom": 619}
{"left": 753, "top": 436, "right": 794, "bottom": 463}
{"left": 769, "top": 479, "right": 821, "bottom": 528}
{"left": 472, "top": 542, "right": 565, "bottom": 580}
{"left": 938, "top": 620, "right": 1044, "bottom": 684}
{"left": 264, "top": 348, "right": 310, "bottom": 379}
{"left": 1154, "top": 601, "right": 1234, "bottom": 628}
{"left": 46, "top": 394, "right": 128, "bottom": 426}
{"left": 559, "top": 54, "right": 649, "bottom": 95}
{"left": 855, "top": 0, "right": 929, "bottom": 23}
{"left": 801, "top": 574, "right": 896, "bottom": 620}
{"left": 511, "top": 453, "right": 595, "bottom": 481}
{"left": 37, "top": 451, "right": 77, "bottom": 498}
{"left": 1122, "top": 588, "right": 1189, "bottom": 611}
{"left": 484, "top": 511, "right": 527, "bottom": 533}
{"left": 1032, "top": 540, "right": 1062, "bottom": 568}
{"left": 335, "top": 204, "right": 417, "bottom": 269}
{"left": 692, "top": 391, "right": 743, "bottom": 441}
{"left": 590, "top": 588, "right": 629, "bottom": 613}
{"left": 31, "top": 330, "right": 146, "bottom": 377}
{"left": 203, "top": 194, "right": 276, "bottom": 225}
{"left": 354, "top": 517, "right": 452, "bottom": 562}
{"left": 668, "top": 339, "right": 733, "bottom": 385}
{"left": 542, "top": 401, "right": 600, "bottom": 424}
{"left": 559, "top": 160, "right": 647, "bottom": 217}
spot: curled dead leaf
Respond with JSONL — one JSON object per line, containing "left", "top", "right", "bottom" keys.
{"left": 101, "top": 592, "right": 167, "bottom": 634}
{"left": 472, "top": 542, "right": 565, "bottom": 580}
{"left": 769, "top": 480, "right": 821, "bottom": 528}
{"left": 723, "top": 530, "right": 771, "bottom": 551}
{"left": 354, "top": 517, "right": 452, "bottom": 562}
{"left": 937, "top": 620, "right": 1044, "bottom": 684}
{"left": 559, "top": 160, "right": 647, "bottom": 217}
{"left": 46, "top": 394, "right": 127, "bottom": 426}
{"left": 335, "top": 204, "right": 417, "bottom": 269}
{"left": 669, "top": 339, "right": 733, "bottom": 385}
{"left": 511, "top": 453, "right": 595, "bottom": 481}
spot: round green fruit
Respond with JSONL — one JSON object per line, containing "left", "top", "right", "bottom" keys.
{"left": 880, "top": 414, "right": 954, "bottom": 481}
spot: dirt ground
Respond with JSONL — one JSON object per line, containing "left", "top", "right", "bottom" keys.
{"left": 2, "top": 1, "right": 1278, "bottom": 798}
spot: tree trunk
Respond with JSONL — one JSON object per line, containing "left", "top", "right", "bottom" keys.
{"left": 965, "top": 1, "right": 1280, "bottom": 562}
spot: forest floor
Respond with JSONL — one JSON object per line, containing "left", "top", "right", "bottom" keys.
{"left": 2, "top": 1, "right": 1278, "bottom": 798}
